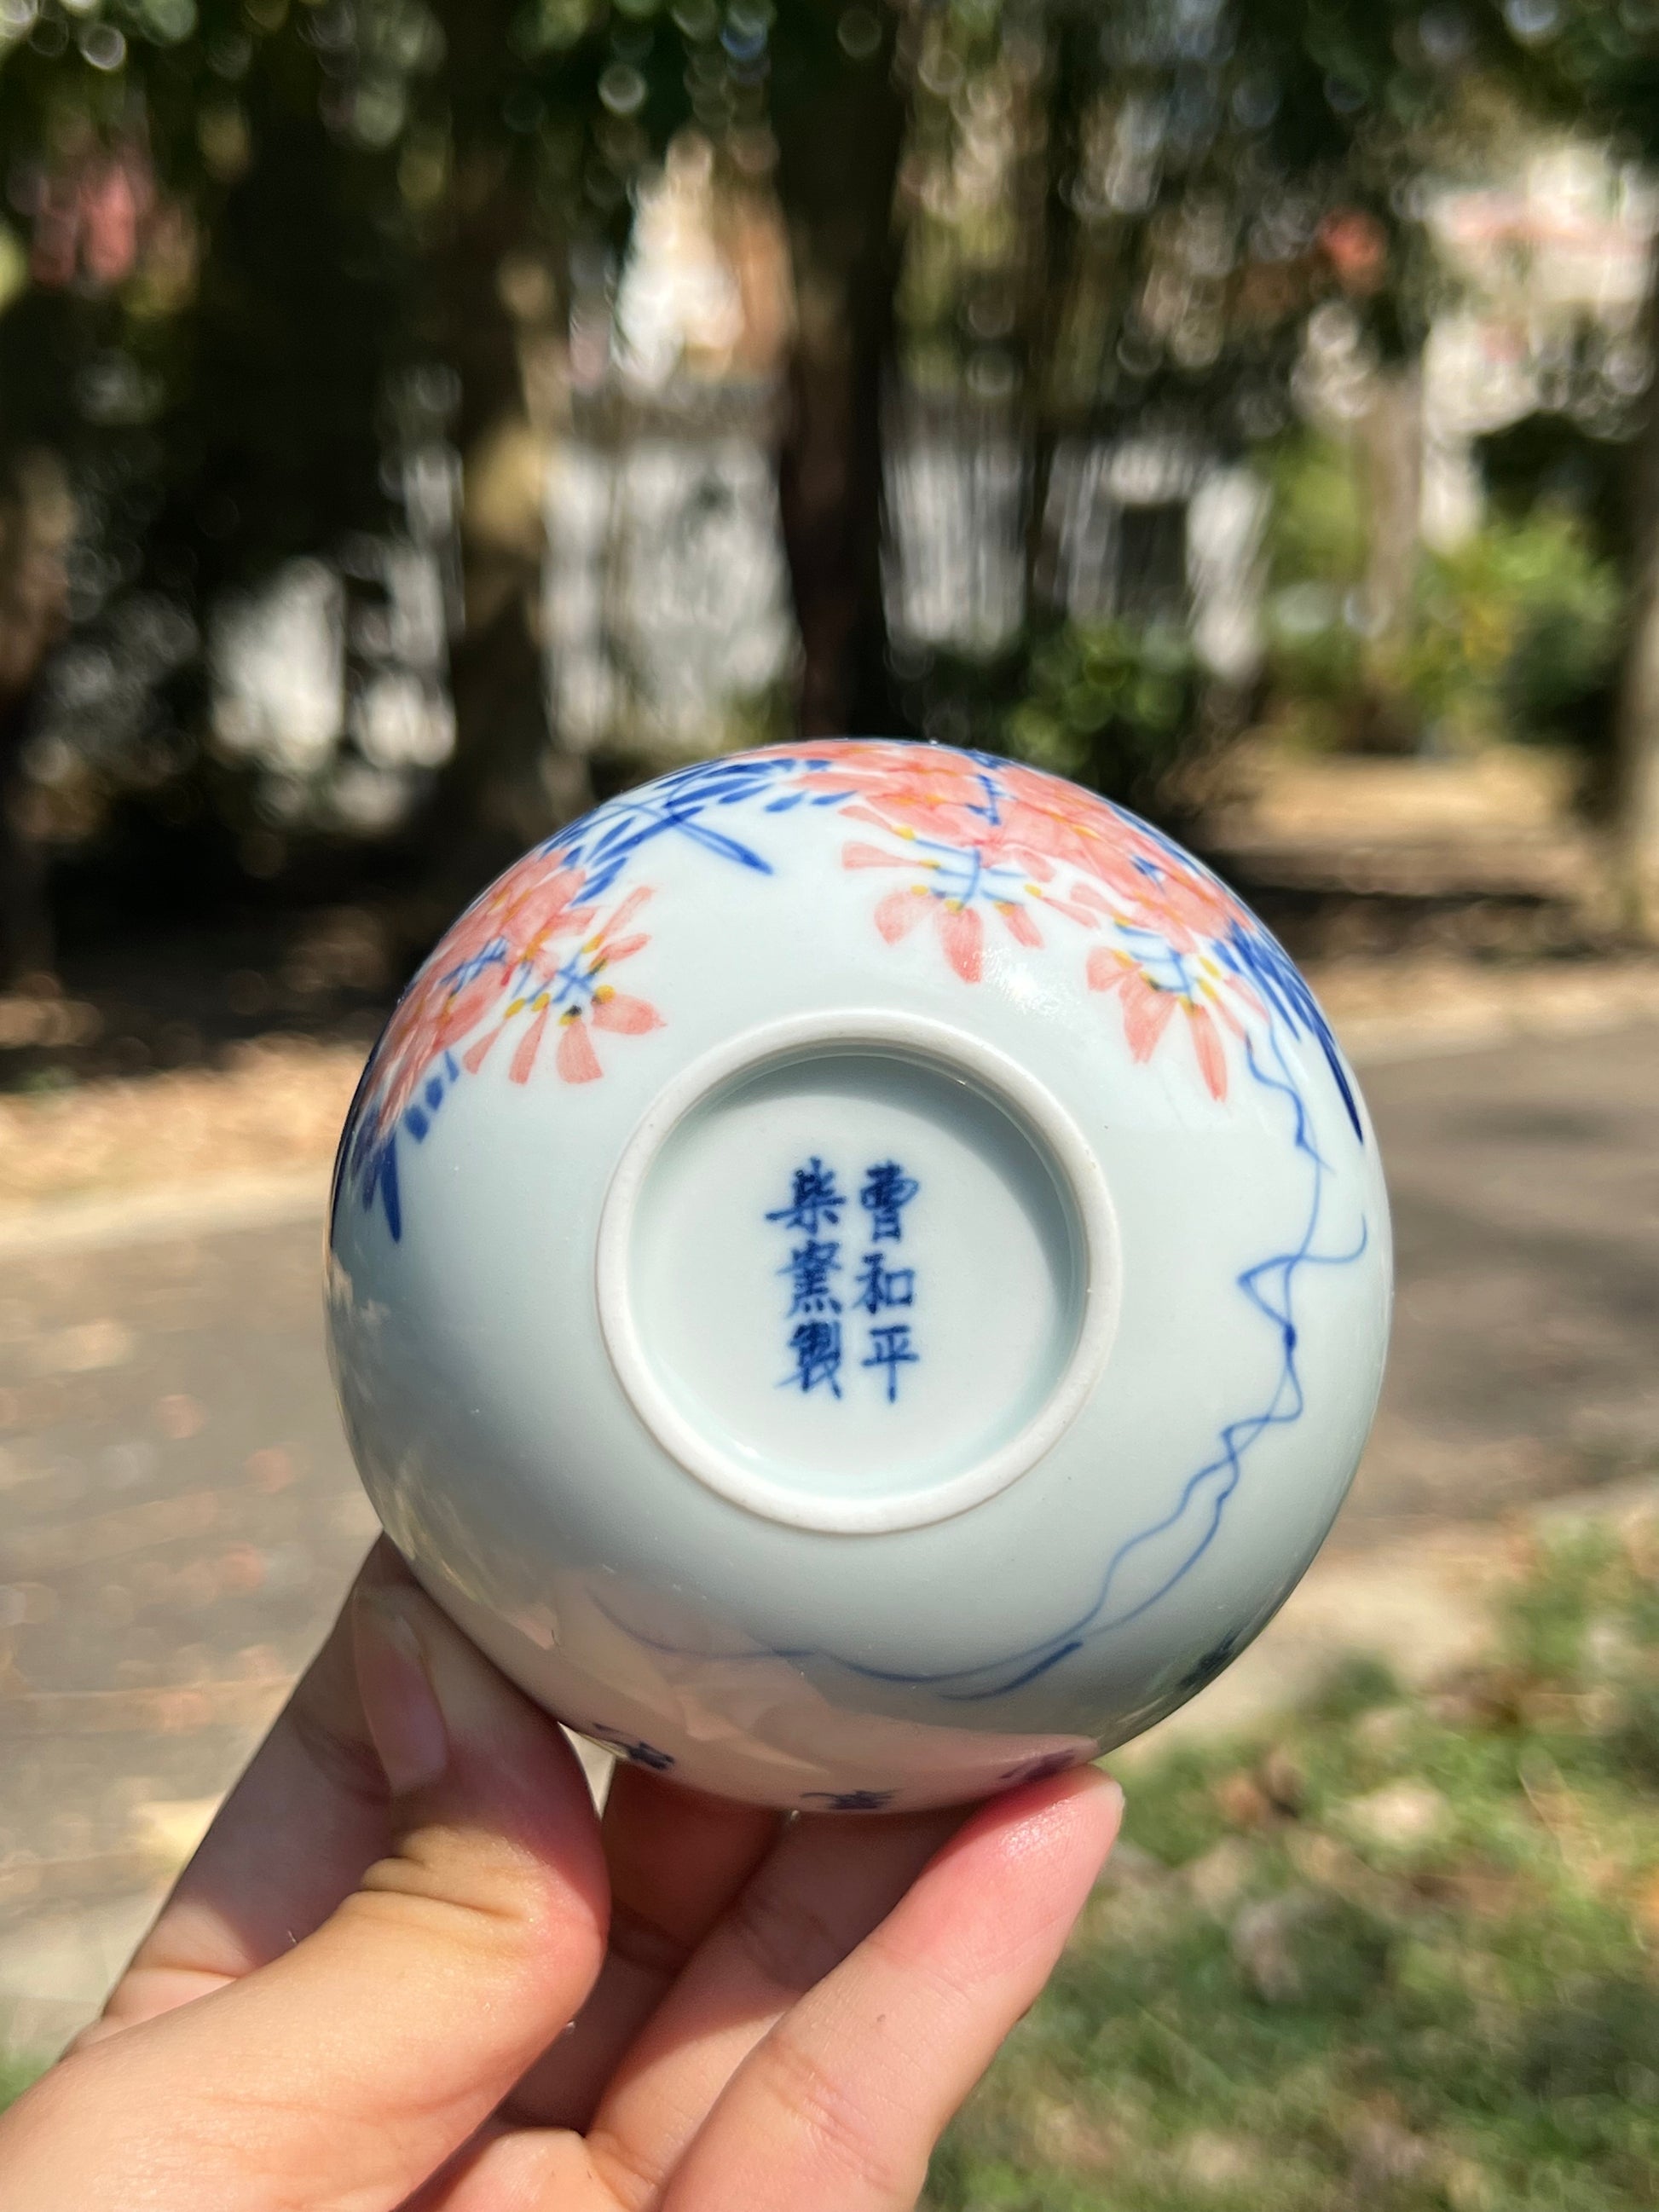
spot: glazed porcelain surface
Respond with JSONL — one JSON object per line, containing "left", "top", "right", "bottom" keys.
{"left": 327, "top": 741, "right": 1392, "bottom": 1811}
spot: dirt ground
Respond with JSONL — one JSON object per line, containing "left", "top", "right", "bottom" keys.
{"left": 0, "top": 1037, "right": 364, "bottom": 1212}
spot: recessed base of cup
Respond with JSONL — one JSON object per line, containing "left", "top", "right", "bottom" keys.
{"left": 597, "top": 1013, "right": 1117, "bottom": 1533}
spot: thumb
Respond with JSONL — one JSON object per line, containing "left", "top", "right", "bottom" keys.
{"left": 3, "top": 1582, "right": 610, "bottom": 2212}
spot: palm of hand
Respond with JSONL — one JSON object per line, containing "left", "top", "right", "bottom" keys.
{"left": 0, "top": 1543, "right": 1119, "bottom": 2212}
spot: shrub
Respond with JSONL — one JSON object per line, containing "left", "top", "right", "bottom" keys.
{"left": 1003, "top": 620, "right": 1206, "bottom": 817}
{"left": 1260, "top": 428, "right": 1626, "bottom": 761}
{"left": 1411, "top": 508, "right": 1622, "bottom": 753}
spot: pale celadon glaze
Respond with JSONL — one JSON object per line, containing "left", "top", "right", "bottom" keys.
{"left": 326, "top": 741, "right": 1391, "bottom": 1811}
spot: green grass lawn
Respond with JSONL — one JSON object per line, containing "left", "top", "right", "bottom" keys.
{"left": 928, "top": 1524, "right": 1659, "bottom": 2210}
{"left": 0, "top": 2053, "right": 43, "bottom": 2114}
{"left": 7, "top": 1528, "right": 1658, "bottom": 2210}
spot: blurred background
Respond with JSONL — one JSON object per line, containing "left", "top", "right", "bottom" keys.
{"left": 5, "top": 0, "right": 1659, "bottom": 2202}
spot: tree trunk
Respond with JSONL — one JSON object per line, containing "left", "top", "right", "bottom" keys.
{"left": 1353, "top": 362, "right": 1424, "bottom": 754}
{"left": 0, "top": 691, "right": 54, "bottom": 987}
{"left": 1613, "top": 268, "right": 1659, "bottom": 933}
{"left": 772, "top": 21, "right": 910, "bottom": 738}
{"left": 0, "top": 451, "right": 72, "bottom": 985}
{"left": 1021, "top": 13, "right": 1089, "bottom": 625}
{"left": 419, "top": 156, "right": 589, "bottom": 916}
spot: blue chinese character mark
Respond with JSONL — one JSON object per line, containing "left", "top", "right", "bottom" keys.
{"left": 782, "top": 1238, "right": 841, "bottom": 1316}
{"left": 768, "top": 1157, "right": 921, "bottom": 1405}
{"left": 767, "top": 1157, "right": 846, "bottom": 1236}
{"left": 786, "top": 1318, "right": 843, "bottom": 1396}
{"left": 587, "top": 1723, "right": 676, "bottom": 1771}
{"left": 859, "top": 1159, "right": 919, "bottom": 1242}
{"left": 801, "top": 1788, "right": 896, "bottom": 1812}
{"left": 853, "top": 1251, "right": 915, "bottom": 1315}
{"left": 863, "top": 1323, "right": 919, "bottom": 1403}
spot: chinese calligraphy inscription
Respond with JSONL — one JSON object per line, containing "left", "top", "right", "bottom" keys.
{"left": 768, "top": 1154, "right": 921, "bottom": 1402}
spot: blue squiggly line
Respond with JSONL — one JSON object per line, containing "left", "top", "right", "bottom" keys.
{"left": 589, "top": 1021, "right": 1368, "bottom": 1700}
{"left": 1217, "top": 920, "right": 1361, "bottom": 1142}
{"left": 926, "top": 1033, "right": 1367, "bottom": 1698}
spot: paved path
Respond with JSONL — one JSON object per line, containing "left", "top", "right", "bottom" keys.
{"left": 0, "top": 1219, "right": 378, "bottom": 2053}
{"left": 1345, "top": 1021, "right": 1659, "bottom": 1544}
{"left": 3, "top": 1019, "right": 1657, "bottom": 2053}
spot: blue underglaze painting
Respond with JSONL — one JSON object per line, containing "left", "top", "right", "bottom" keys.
{"left": 333, "top": 741, "right": 1359, "bottom": 1245}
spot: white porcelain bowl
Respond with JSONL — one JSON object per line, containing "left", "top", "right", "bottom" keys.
{"left": 327, "top": 742, "right": 1391, "bottom": 1811}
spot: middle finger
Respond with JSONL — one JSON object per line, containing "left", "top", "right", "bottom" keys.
{"left": 581, "top": 1803, "right": 966, "bottom": 2206}
{"left": 503, "top": 1763, "right": 782, "bottom": 2130}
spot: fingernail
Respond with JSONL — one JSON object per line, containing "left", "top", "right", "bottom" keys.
{"left": 355, "top": 1588, "right": 449, "bottom": 1794}
{"left": 1094, "top": 1772, "right": 1125, "bottom": 1820}
{"left": 1055, "top": 1769, "right": 1124, "bottom": 1871}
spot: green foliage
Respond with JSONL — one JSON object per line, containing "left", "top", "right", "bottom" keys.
{"left": 1261, "top": 434, "right": 1369, "bottom": 745}
{"left": 1264, "top": 434, "right": 1371, "bottom": 596}
{"left": 930, "top": 1527, "right": 1659, "bottom": 2211}
{"left": 1004, "top": 621, "right": 1205, "bottom": 816}
{"left": 0, "top": 0, "right": 1649, "bottom": 909}
{"left": 1412, "top": 509, "right": 1624, "bottom": 752}
{"left": 1478, "top": 415, "right": 1634, "bottom": 566}
{"left": 1263, "top": 430, "right": 1626, "bottom": 758}
{"left": 0, "top": 2054, "right": 44, "bottom": 2115}
{"left": 1500, "top": 1526, "right": 1623, "bottom": 1681}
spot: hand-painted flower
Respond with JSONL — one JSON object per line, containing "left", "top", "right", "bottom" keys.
{"left": 338, "top": 739, "right": 1358, "bottom": 1247}
{"left": 466, "top": 887, "right": 664, "bottom": 1089}
{"left": 1086, "top": 944, "right": 1246, "bottom": 1101}
{"left": 363, "top": 856, "right": 595, "bottom": 1131}
{"left": 774, "top": 743, "right": 1270, "bottom": 1100}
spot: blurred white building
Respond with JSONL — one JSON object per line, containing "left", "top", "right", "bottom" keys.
{"left": 545, "top": 132, "right": 800, "bottom": 759}
{"left": 1421, "top": 141, "right": 1659, "bottom": 546}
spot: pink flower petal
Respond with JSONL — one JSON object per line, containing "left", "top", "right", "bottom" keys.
{"left": 600, "top": 887, "right": 653, "bottom": 939}
{"left": 509, "top": 1007, "right": 551, "bottom": 1085}
{"left": 1086, "top": 947, "right": 1127, "bottom": 995}
{"left": 1188, "top": 1005, "right": 1229, "bottom": 1100}
{"left": 1042, "top": 892, "right": 1106, "bottom": 930}
{"left": 875, "top": 889, "right": 928, "bottom": 944}
{"left": 1121, "top": 978, "right": 1176, "bottom": 1061}
{"left": 938, "top": 903, "right": 983, "bottom": 983}
{"left": 997, "top": 900, "right": 1043, "bottom": 949}
{"left": 592, "top": 990, "right": 663, "bottom": 1036}
{"left": 555, "top": 1017, "right": 603, "bottom": 1084}
{"left": 844, "top": 840, "right": 911, "bottom": 872}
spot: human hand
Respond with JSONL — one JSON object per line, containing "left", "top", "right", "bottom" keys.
{"left": 0, "top": 1543, "right": 1121, "bottom": 2212}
